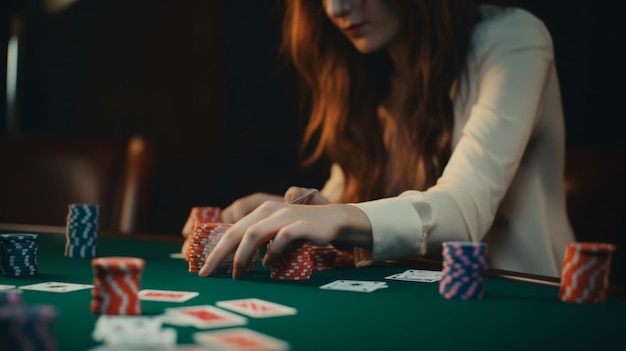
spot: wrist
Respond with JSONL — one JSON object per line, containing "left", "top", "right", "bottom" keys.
{"left": 332, "top": 204, "right": 372, "bottom": 249}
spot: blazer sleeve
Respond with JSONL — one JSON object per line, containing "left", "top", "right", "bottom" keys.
{"left": 352, "top": 9, "right": 556, "bottom": 261}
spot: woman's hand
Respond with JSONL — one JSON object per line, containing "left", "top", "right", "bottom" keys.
{"left": 220, "top": 193, "right": 284, "bottom": 223}
{"left": 181, "top": 193, "right": 283, "bottom": 258}
{"left": 198, "top": 201, "right": 372, "bottom": 279}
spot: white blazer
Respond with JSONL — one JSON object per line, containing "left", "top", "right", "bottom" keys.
{"left": 320, "top": 5, "right": 575, "bottom": 278}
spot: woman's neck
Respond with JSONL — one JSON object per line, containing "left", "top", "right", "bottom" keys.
{"left": 386, "top": 39, "right": 412, "bottom": 79}
{"left": 383, "top": 70, "right": 410, "bottom": 120}
{"left": 384, "top": 41, "right": 412, "bottom": 118}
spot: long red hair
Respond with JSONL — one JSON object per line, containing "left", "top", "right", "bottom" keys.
{"left": 282, "top": 0, "right": 516, "bottom": 203}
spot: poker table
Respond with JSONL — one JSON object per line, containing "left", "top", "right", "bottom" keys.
{"left": 1, "top": 224, "right": 625, "bottom": 351}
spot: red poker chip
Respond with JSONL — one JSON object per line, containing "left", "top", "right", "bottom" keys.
{"left": 186, "top": 252, "right": 208, "bottom": 257}
{"left": 92, "top": 257, "right": 145, "bottom": 271}
{"left": 270, "top": 274, "right": 311, "bottom": 281}
{"left": 567, "top": 242, "right": 616, "bottom": 254}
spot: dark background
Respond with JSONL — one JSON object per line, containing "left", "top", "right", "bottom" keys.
{"left": 0, "top": 0, "right": 624, "bottom": 235}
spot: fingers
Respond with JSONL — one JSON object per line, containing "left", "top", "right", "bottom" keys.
{"left": 199, "top": 195, "right": 342, "bottom": 280}
{"left": 199, "top": 201, "right": 280, "bottom": 278}
{"left": 181, "top": 237, "right": 191, "bottom": 261}
{"left": 231, "top": 220, "right": 282, "bottom": 279}
{"left": 181, "top": 215, "right": 195, "bottom": 238}
{"left": 260, "top": 221, "right": 309, "bottom": 267}
{"left": 198, "top": 223, "right": 241, "bottom": 277}
{"left": 220, "top": 205, "right": 239, "bottom": 224}
{"left": 221, "top": 193, "right": 284, "bottom": 223}
{"left": 283, "top": 186, "right": 302, "bottom": 203}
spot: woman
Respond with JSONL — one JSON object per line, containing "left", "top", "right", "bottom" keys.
{"left": 194, "top": 0, "right": 575, "bottom": 279}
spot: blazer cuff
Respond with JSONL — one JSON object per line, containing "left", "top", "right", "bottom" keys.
{"left": 351, "top": 197, "right": 423, "bottom": 261}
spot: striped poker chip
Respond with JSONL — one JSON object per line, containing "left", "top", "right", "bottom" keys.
{"left": 559, "top": 242, "right": 616, "bottom": 303}
{"left": 186, "top": 221, "right": 259, "bottom": 274}
{"left": 92, "top": 257, "right": 145, "bottom": 270}
{"left": 333, "top": 249, "right": 355, "bottom": 267}
{"left": 439, "top": 241, "right": 488, "bottom": 300}
{"left": 65, "top": 203, "right": 99, "bottom": 258}
{"left": 91, "top": 257, "right": 145, "bottom": 315}
{"left": 0, "top": 233, "right": 38, "bottom": 241}
{"left": 270, "top": 241, "right": 313, "bottom": 281}
{"left": 186, "top": 223, "right": 248, "bottom": 274}
{"left": 270, "top": 275, "right": 309, "bottom": 281}
{"left": 0, "top": 304, "right": 58, "bottom": 351}
{"left": 191, "top": 206, "right": 223, "bottom": 223}
{"left": 0, "top": 234, "right": 39, "bottom": 277}
{"left": 0, "top": 290, "right": 24, "bottom": 307}
{"left": 311, "top": 244, "right": 339, "bottom": 271}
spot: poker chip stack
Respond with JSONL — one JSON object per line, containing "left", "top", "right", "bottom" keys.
{"left": 0, "top": 304, "right": 58, "bottom": 351}
{"left": 65, "top": 204, "right": 100, "bottom": 258}
{"left": 269, "top": 241, "right": 314, "bottom": 280}
{"left": 0, "top": 289, "right": 24, "bottom": 307}
{"left": 91, "top": 257, "right": 145, "bottom": 315}
{"left": 558, "top": 242, "right": 617, "bottom": 303}
{"left": 186, "top": 223, "right": 258, "bottom": 274}
{"left": 191, "top": 206, "right": 222, "bottom": 223}
{"left": 0, "top": 233, "right": 39, "bottom": 277}
{"left": 187, "top": 223, "right": 231, "bottom": 274}
{"left": 334, "top": 249, "right": 355, "bottom": 267}
{"left": 439, "top": 241, "right": 488, "bottom": 300}
{"left": 311, "top": 244, "right": 337, "bottom": 271}
{"left": 310, "top": 244, "right": 354, "bottom": 271}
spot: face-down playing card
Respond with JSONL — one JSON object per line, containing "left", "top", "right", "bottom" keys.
{"left": 216, "top": 298, "right": 297, "bottom": 318}
{"left": 161, "top": 305, "right": 247, "bottom": 329}
{"left": 319, "top": 280, "right": 388, "bottom": 292}
{"left": 138, "top": 289, "right": 199, "bottom": 303}
{"left": 193, "top": 327, "right": 290, "bottom": 351}
{"left": 19, "top": 281, "right": 93, "bottom": 293}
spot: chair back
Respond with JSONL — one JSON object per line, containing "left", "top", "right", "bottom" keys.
{"left": 0, "top": 135, "right": 155, "bottom": 233}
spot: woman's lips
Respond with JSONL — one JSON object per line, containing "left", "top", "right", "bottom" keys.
{"left": 343, "top": 22, "right": 366, "bottom": 38}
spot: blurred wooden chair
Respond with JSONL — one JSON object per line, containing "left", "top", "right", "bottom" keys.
{"left": 564, "top": 146, "right": 626, "bottom": 286}
{"left": 0, "top": 135, "right": 156, "bottom": 233}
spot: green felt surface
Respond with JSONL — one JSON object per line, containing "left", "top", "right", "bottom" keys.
{"left": 1, "top": 231, "right": 625, "bottom": 351}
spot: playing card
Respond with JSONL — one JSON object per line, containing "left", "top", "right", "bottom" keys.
{"left": 319, "top": 280, "right": 388, "bottom": 293}
{"left": 87, "top": 345, "right": 201, "bottom": 351}
{"left": 0, "top": 284, "right": 16, "bottom": 291}
{"left": 92, "top": 315, "right": 176, "bottom": 348}
{"left": 193, "top": 328, "right": 290, "bottom": 351}
{"left": 138, "top": 289, "right": 199, "bottom": 303}
{"left": 93, "top": 316, "right": 161, "bottom": 342}
{"left": 19, "top": 281, "right": 93, "bottom": 293}
{"left": 216, "top": 298, "right": 297, "bottom": 318}
{"left": 385, "top": 269, "right": 442, "bottom": 283}
{"left": 169, "top": 252, "right": 186, "bottom": 259}
{"left": 288, "top": 189, "right": 318, "bottom": 205}
{"left": 161, "top": 305, "right": 247, "bottom": 329}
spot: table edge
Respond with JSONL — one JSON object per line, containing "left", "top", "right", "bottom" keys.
{"left": 1, "top": 222, "right": 623, "bottom": 296}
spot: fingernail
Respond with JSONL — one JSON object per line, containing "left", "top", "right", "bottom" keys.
{"left": 262, "top": 254, "right": 273, "bottom": 267}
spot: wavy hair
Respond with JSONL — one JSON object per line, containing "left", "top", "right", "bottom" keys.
{"left": 282, "top": 0, "right": 516, "bottom": 203}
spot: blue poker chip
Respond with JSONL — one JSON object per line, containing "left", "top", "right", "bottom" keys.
{"left": 0, "top": 303, "right": 58, "bottom": 351}
{"left": 0, "top": 271, "right": 37, "bottom": 277}
{"left": 64, "top": 203, "right": 100, "bottom": 259}
{"left": 0, "top": 235, "right": 39, "bottom": 277}
{"left": 0, "top": 290, "right": 24, "bottom": 307}
{"left": 0, "top": 233, "right": 38, "bottom": 241}
{"left": 439, "top": 241, "right": 488, "bottom": 300}
{"left": 3, "top": 245, "right": 37, "bottom": 251}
